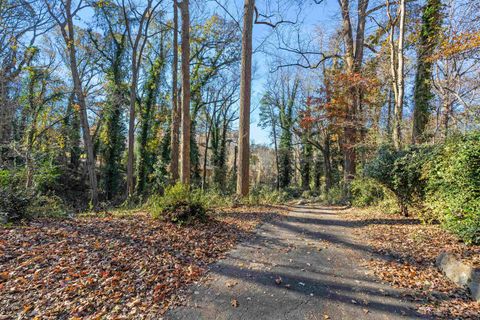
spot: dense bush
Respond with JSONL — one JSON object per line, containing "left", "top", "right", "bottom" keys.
{"left": 363, "top": 134, "right": 479, "bottom": 244}
{"left": 148, "top": 184, "right": 207, "bottom": 224}
{"left": 0, "top": 187, "right": 32, "bottom": 223}
{"left": 28, "top": 195, "right": 67, "bottom": 218}
{"left": 0, "top": 166, "right": 68, "bottom": 220}
{"left": 424, "top": 133, "right": 480, "bottom": 244}
{"left": 33, "top": 161, "right": 62, "bottom": 193}
{"left": 0, "top": 169, "right": 25, "bottom": 188}
{"left": 350, "top": 178, "right": 386, "bottom": 207}
{"left": 365, "top": 145, "right": 431, "bottom": 216}
{"left": 322, "top": 185, "right": 345, "bottom": 205}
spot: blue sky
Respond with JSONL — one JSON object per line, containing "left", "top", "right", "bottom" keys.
{"left": 248, "top": 0, "right": 339, "bottom": 144}
{"left": 77, "top": 0, "right": 341, "bottom": 145}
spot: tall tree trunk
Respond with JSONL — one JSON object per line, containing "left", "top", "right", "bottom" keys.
{"left": 24, "top": 72, "right": 40, "bottom": 189}
{"left": 0, "top": 80, "right": 11, "bottom": 165}
{"left": 395, "top": 0, "right": 406, "bottom": 150}
{"left": 443, "top": 101, "right": 452, "bottom": 138}
{"left": 180, "top": 0, "right": 191, "bottom": 185}
{"left": 103, "top": 52, "right": 125, "bottom": 201}
{"left": 137, "top": 55, "right": 164, "bottom": 194}
{"left": 202, "top": 118, "right": 212, "bottom": 190}
{"left": 412, "top": 0, "right": 442, "bottom": 144}
{"left": 386, "top": 89, "right": 393, "bottom": 136}
{"left": 170, "top": 0, "right": 180, "bottom": 183}
{"left": 300, "top": 136, "right": 312, "bottom": 191}
{"left": 338, "top": 0, "right": 369, "bottom": 184}
{"left": 64, "top": 0, "right": 98, "bottom": 207}
{"left": 323, "top": 135, "right": 332, "bottom": 192}
{"left": 387, "top": 0, "right": 406, "bottom": 150}
{"left": 126, "top": 55, "right": 137, "bottom": 197}
{"left": 232, "top": 144, "right": 238, "bottom": 191}
{"left": 236, "top": 0, "right": 254, "bottom": 196}
{"left": 272, "top": 122, "right": 280, "bottom": 191}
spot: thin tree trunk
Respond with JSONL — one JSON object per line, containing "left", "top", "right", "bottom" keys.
{"left": 64, "top": 0, "right": 98, "bottom": 207}
{"left": 323, "top": 135, "right": 332, "bottom": 192}
{"left": 395, "top": 0, "right": 405, "bottom": 150}
{"left": 127, "top": 60, "right": 137, "bottom": 197}
{"left": 180, "top": 0, "right": 191, "bottom": 185}
{"left": 202, "top": 118, "right": 212, "bottom": 190}
{"left": 0, "top": 80, "right": 11, "bottom": 165}
{"left": 123, "top": 0, "right": 155, "bottom": 197}
{"left": 170, "top": 0, "right": 180, "bottom": 183}
{"left": 233, "top": 144, "right": 238, "bottom": 176}
{"left": 236, "top": 0, "right": 254, "bottom": 197}
{"left": 272, "top": 122, "right": 280, "bottom": 191}
{"left": 387, "top": 89, "right": 393, "bottom": 135}
{"left": 387, "top": 0, "right": 405, "bottom": 150}
{"left": 443, "top": 102, "right": 452, "bottom": 138}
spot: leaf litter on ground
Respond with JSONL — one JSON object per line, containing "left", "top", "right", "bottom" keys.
{"left": 0, "top": 206, "right": 282, "bottom": 319}
{"left": 342, "top": 208, "right": 479, "bottom": 320}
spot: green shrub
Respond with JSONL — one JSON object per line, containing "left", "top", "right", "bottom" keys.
{"left": 34, "top": 161, "right": 62, "bottom": 193}
{"left": 365, "top": 145, "right": 431, "bottom": 216}
{"left": 0, "top": 170, "right": 12, "bottom": 188}
{"left": 350, "top": 178, "right": 385, "bottom": 207}
{"left": 443, "top": 212, "right": 480, "bottom": 245}
{"left": 148, "top": 184, "right": 207, "bottom": 224}
{"left": 244, "top": 186, "right": 289, "bottom": 205}
{"left": 0, "top": 168, "right": 26, "bottom": 188}
{"left": 323, "top": 185, "right": 345, "bottom": 205}
{"left": 301, "top": 190, "right": 316, "bottom": 199}
{"left": 0, "top": 187, "right": 32, "bottom": 223}
{"left": 424, "top": 132, "right": 480, "bottom": 244}
{"left": 196, "top": 189, "right": 233, "bottom": 208}
{"left": 28, "top": 195, "right": 67, "bottom": 218}
{"left": 376, "top": 191, "right": 400, "bottom": 214}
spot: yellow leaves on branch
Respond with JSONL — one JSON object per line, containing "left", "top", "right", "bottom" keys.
{"left": 433, "top": 31, "right": 480, "bottom": 60}
{"left": 93, "top": 0, "right": 111, "bottom": 8}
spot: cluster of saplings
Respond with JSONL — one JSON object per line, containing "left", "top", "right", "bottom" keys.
{"left": 350, "top": 131, "right": 480, "bottom": 245}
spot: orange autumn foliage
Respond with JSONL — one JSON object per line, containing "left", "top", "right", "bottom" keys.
{"left": 301, "top": 71, "right": 379, "bottom": 131}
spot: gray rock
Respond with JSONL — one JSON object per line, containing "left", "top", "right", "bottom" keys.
{"left": 469, "top": 269, "right": 480, "bottom": 302}
{"left": 436, "top": 251, "right": 480, "bottom": 301}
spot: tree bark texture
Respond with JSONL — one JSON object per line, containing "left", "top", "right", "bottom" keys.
{"left": 180, "top": 0, "right": 191, "bottom": 185}
{"left": 236, "top": 0, "right": 254, "bottom": 196}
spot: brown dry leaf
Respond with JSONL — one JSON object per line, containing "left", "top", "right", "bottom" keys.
{"left": 0, "top": 206, "right": 282, "bottom": 318}
{"left": 231, "top": 299, "right": 239, "bottom": 308}
{"left": 343, "top": 208, "right": 480, "bottom": 319}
